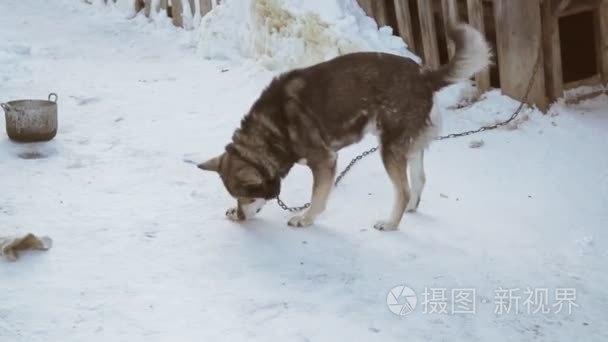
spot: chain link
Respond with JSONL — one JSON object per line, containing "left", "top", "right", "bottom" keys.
{"left": 276, "top": 146, "right": 378, "bottom": 213}
{"left": 276, "top": 49, "right": 542, "bottom": 212}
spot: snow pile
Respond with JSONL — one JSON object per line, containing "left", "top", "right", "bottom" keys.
{"left": 81, "top": 0, "right": 138, "bottom": 15}
{"left": 196, "top": 0, "right": 420, "bottom": 71}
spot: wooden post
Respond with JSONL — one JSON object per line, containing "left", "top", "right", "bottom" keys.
{"left": 144, "top": 0, "right": 152, "bottom": 16}
{"left": 135, "top": 0, "right": 145, "bottom": 12}
{"left": 200, "top": 0, "right": 213, "bottom": 16}
{"left": 357, "top": 0, "right": 374, "bottom": 18}
{"left": 596, "top": 0, "right": 608, "bottom": 84}
{"left": 441, "top": 0, "right": 458, "bottom": 58}
{"left": 371, "top": 1, "right": 389, "bottom": 27}
{"left": 494, "top": 0, "right": 547, "bottom": 110}
{"left": 158, "top": 0, "right": 168, "bottom": 16}
{"left": 188, "top": 0, "right": 196, "bottom": 16}
{"left": 467, "top": 0, "right": 491, "bottom": 93}
{"left": 541, "top": 0, "right": 564, "bottom": 102}
{"left": 417, "top": 0, "right": 440, "bottom": 68}
{"left": 172, "top": 0, "right": 184, "bottom": 27}
{"left": 393, "top": 0, "right": 416, "bottom": 51}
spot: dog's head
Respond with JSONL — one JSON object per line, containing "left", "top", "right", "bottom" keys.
{"left": 198, "top": 150, "right": 280, "bottom": 221}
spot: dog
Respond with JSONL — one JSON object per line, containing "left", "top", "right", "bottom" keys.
{"left": 197, "top": 22, "right": 491, "bottom": 230}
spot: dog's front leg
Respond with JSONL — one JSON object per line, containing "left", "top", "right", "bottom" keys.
{"left": 288, "top": 157, "right": 336, "bottom": 227}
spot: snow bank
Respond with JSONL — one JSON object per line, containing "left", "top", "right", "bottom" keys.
{"left": 196, "top": 0, "right": 420, "bottom": 71}
{"left": 84, "top": 0, "right": 138, "bottom": 15}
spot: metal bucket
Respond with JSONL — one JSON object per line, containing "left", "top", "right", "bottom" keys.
{"left": 1, "top": 93, "right": 58, "bottom": 142}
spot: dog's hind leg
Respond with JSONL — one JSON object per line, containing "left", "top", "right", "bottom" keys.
{"left": 406, "top": 150, "right": 425, "bottom": 212}
{"left": 288, "top": 156, "right": 337, "bottom": 227}
{"left": 374, "top": 144, "right": 410, "bottom": 231}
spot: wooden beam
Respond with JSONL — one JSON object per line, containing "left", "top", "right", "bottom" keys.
{"left": 188, "top": 0, "right": 196, "bottom": 16}
{"left": 172, "top": 0, "right": 184, "bottom": 27}
{"left": 357, "top": 0, "right": 374, "bottom": 18}
{"left": 541, "top": 0, "right": 564, "bottom": 102}
{"left": 552, "top": 0, "right": 572, "bottom": 14}
{"left": 135, "top": 0, "right": 145, "bottom": 12}
{"left": 393, "top": 0, "right": 416, "bottom": 51}
{"left": 560, "top": 0, "right": 597, "bottom": 16}
{"left": 467, "top": 0, "right": 491, "bottom": 93}
{"left": 158, "top": 0, "right": 168, "bottom": 16}
{"left": 372, "top": 0, "right": 389, "bottom": 27}
{"left": 494, "top": 0, "right": 548, "bottom": 110}
{"left": 417, "top": 0, "right": 440, "bottom": 68}
{"left": 596, "top": 0, "right": 608, "bottom": 84}
{"left": 565, "top": 88, "right": 607, "bottom": 104}
{"left": 144, "top": 0, "right": 152, "bottom": 17}
{"left": 441, "top": 0, "right": 459, "bottom": 58}
{"left": 563, "top": 74, "right": 602, "bottom": 89}
{"left": 200, "top": 0, "right": 213, "bottom": 16}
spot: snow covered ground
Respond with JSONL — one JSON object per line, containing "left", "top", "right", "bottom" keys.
{"left": 1, "top": 0, "right": 607, "bottom": 341}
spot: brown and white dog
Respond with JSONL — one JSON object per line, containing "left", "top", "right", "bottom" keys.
{"left": 197, "top": 22, "right": 491, "bottom": 230}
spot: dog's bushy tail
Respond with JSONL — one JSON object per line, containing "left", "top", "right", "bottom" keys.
{"left": 424, "top": 23, "right": 491, "bottom": 91}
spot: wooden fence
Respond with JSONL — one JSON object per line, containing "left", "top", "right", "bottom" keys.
{"left": 120, "top": 0, "right": 608, "bottom": 110}
{"left": 357, "top": 0, "right": 608, "bottom": 110}
{"left": 133, "top": 0, "right": 215, "bottom": 27}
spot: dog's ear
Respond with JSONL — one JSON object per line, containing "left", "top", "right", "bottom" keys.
{"left": 236, "top": 168, "right": 264, "bottom": 187}
{"left": 197, "top": 154, "right": 223, "bottom": 172}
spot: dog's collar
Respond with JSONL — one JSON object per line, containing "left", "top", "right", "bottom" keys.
{"left": 225, "top": 144, "right": 281, "bottom": 199}
{"left": 225, "top": 144, "right": 281, "bottom": 185}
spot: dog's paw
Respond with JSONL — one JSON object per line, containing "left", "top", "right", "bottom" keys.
{"left": 225, "top": 207, "right": 243, "bottom": 222}
{"left": 374, "top": 220, "right": 399, "bottom": 231}
{"left": 288, "top": 215, "right": 314, "bottom": 228}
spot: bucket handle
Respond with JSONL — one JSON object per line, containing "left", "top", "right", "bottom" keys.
{"left": 1, "top": 103, "right": 11, "bottom": 113}
{"left": 48, "top": 93, "right": 58, "bottom": 103}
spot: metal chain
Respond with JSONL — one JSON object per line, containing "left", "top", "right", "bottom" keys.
{"left": 276, "top": 194, "right": 311, "bottom": 213}
{"left": 276, "top": 146, "right": 379, "bottom": 212}
{"left": 276, "top": 50, "right": 543, "bottom": 212}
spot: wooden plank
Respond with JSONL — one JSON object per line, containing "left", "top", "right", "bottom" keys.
{"left": 371, "top": 0, "right": 389, "bottom": 27}
{"left": 494, "top": 0, "right": 548, "bottom": 110}
{"left": 541, "top": 0, "right": 564, "bottom": 102}
{"left": 200, "top": 0, "right": 213, "bottom": 16}
{"left": 357, "top": 0, "right": 374, "bottom": 18}
{"left": 135, "top": 0, "right": 145, "bottom": 12}
{"left": 188, "top": 0, "right": 196, "bottom": 16}
{"left": 467, "top": 0, "right": 491, "bottom": 92}
{"left": 565, "top": 88, "right": 607, "bottom": 104}
{"left": 596, "top": 0, "right": 608, "bottom": 84}
{"left": 442, "top": 0, "right": 458, "bottom": 29}
{"left": 393, "top": 0, "right": 416, "bottom": 51}
{"left": 158, "top": 0, "right": 168, "bottom": 16}
{"left": 552, "top": 0, "right": 572, "bottom": 14}
{"left": 172, "top": 0, "right": 184, "bottom": 27}
{"left": 417, "top": 0, "right": 440, "bottom": 68}
{"left": 441, "top": 0, "right": 459, "bottom": 58}
{"left": 144, "top": 0, "right": 152, "bottom": 16}
{"left": 560, "top": 0, "right": 597, "bottom": 16}
{"left": 466, "top": 0, "right": 485, "bottom": 32}
{"left": 563, "top": 74, "right": 602, "bottom": 89}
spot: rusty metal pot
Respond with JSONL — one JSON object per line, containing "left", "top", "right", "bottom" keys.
{"left": 1, "top": 93, "right": 58, "bottom": 142}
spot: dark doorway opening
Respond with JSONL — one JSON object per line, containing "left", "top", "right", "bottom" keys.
{"left": 559, "top": 10, "right": 598, "bottom": 83}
